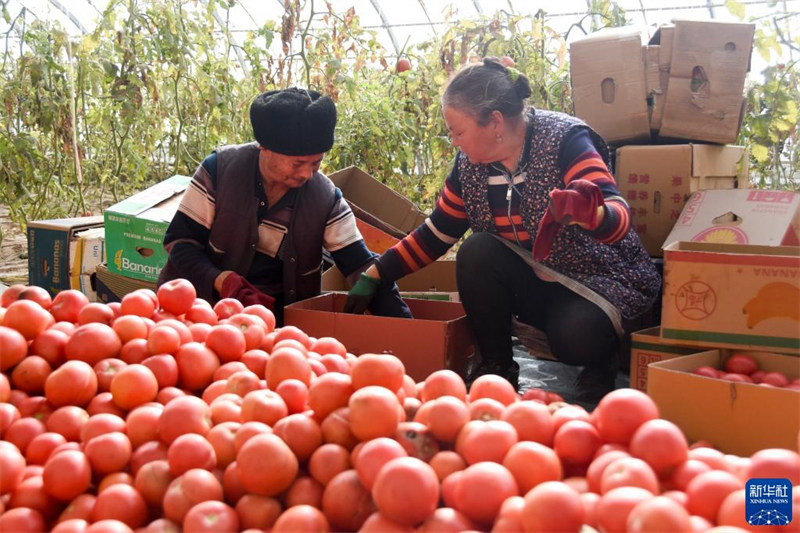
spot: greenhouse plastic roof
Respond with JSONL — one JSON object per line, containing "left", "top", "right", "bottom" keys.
{"left": 3, "top": 0, "right": 797, "bottom": 58}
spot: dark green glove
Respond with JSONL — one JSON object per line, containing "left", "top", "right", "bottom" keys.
{"left": 343, "top": 272, "right": 381, "bottom": 314}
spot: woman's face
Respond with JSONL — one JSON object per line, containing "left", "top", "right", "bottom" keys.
{"left": 443, "top": 106, "right": 500, "bottom": 164}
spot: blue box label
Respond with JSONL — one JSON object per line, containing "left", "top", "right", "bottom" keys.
{"left": 746, "top": 478, "right": 792, "bottom": 527}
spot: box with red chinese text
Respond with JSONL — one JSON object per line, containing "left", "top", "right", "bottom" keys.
{"left": 629, "top": 327, "right": 698, "bottom": 391}
{"left": 615, "top": 144, "right": 748, "bottom": 257}
{"left": 662, "top": 189, "right": 800, "bottom": 250}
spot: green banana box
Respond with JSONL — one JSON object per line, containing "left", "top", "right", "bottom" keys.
{"left": 103, "top": 175, "right": 191, "bottom": 283}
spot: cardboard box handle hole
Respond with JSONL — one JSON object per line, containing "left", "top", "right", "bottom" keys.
{"left": 601, "top": 78, "right": 616, "bottom": 104}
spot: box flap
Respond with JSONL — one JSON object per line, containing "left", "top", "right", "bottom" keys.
{"left": 107, "top": 175, "right": 191, "bottom": 217}
{"left": 663, "top": 189, "right": 800, "bottom": 249}
{"left": 328, "top": 167, "right": 428, "bottom": 236}
{"left": 663, "top": 240, "right": 800, "bottom": 258}
{"left": 27, "top": 216, "right": 105, "bottom": 232}
{"left": 322, "top": 260, "right": 457, "bottom": 293}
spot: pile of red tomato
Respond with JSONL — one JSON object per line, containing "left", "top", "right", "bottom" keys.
{"left": 693, "top": 353, "right": 800, "bottom": 389}
{"left": 0, "top": 280, "right": 799, "bottom": 533}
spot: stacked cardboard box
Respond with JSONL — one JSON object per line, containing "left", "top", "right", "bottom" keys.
{"left": 628, "top": 190, "right": 800, "bottom": 395}
{"left": 27, "top": 216, "right": 106, "bottom": 300}
{"left": 571, "top": 20, "right": 755, "bottom": 146}
{"left": 645, "top": 192, "right": 799, "bottom": 453}
{"left": 573, "top": 24, "right": 800, "bottom": 453}
{"left": 571, "top": 20, "right": 755, "bottom": 258}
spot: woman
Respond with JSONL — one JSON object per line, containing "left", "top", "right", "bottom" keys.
{"left": 345, "top": 58, "right": 660, "bottom": 405}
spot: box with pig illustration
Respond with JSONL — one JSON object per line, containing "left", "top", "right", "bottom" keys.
{"left": 660, "top": 241, "right": 800, "bottom": 354}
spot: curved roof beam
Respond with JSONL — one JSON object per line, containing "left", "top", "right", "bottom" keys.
{"left": 417, "top": 0, "right": 438, "bottom": 38}
{"left": 46, "top": 0, "right": 90, "bottom": 34}
{"left": 368, "top": 0, "right": 400, "bottom": 55}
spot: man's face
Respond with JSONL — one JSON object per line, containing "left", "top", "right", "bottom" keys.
{"left": 260, "top": 149, "right": 325, "bottom": 188}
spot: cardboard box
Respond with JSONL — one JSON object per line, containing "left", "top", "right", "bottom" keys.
{"left": 72, "top": 227, "right": 106, "bottom": 302}
{"left": 27, "top": 216, "right": 105, "bottom": 296}
{"left": 328, "top": 166, "right": 428, "bottom": 239}
{"left": 104, "top": 175, "right": 191, "bottom": 283}
{"left": 615, "top": 144, "right": 748, "bottom": 256}
{"left": 647, "top": 349, "right": 800, "bottom": 455}
{"left": 629, "top": 327, "right": 699, "bottom": 391}
{"left": 321, "top": 260, "right": 458, "bottom": 301}
{"left": 659, "top": 20, "right": 755, "bottom": 144}
{"left": 284, "top": 293, "right": 475, "bottom": 382}
{"left": 648, "top": 25, "right": 675, "bottom": 131}
{"left": 570, "top": 28, "right": 651, "bottom": 145}
{"left": 661, "top": 241, "right": 800, "bottom": 354}
{"left": 663, "top": 189, "right": 800, "bottom": 250}
{"left": 94, "top": 263, "right": 157, "bottom": 303}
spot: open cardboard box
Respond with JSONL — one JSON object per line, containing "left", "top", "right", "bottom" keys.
{"left": 661, "top": 241, "right": 800, "bottom": 354}
{"left": 615, "top": 144, "right": 747, "bottom": 257}
{"left": 629, "top": 327, "right": 699, "bottom": 392}
{"left": 328, "top": 166, "right": 428, "bottom": 240}
{"left": 647, "top": 349, "right": 800, "bottom": 456}
{"left": 284, "top": 293, "right": 475, "bottom": 382}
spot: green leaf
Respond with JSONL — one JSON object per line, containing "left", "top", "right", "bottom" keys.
{"left": 750, "top": 144, "right": 770, "bottom": 163}
{"left": 724, "top": 0, "right": 746, "bottom": 20}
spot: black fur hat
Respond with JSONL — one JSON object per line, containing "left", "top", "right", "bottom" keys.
{"left": 250, "top": 88, "right": 337, "bottom": 156}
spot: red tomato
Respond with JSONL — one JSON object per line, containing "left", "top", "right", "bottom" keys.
{"left": 395, "top": 58, "right": 412, "bottom": 73}
{"left": 521, "top": 481, "right": 583, "bottom": 533}
{"left": 723, "top": 353, "right": 758, "bottom": 375}
{"left": 626, "top": 495, "right": 691, "bottom": 532}
{"left": 692, "top": 366, "right": 720, "bottom": 378}
{"left": 629, "top": 419, "right": 689, "bottom": 477}
{"left": 594, "top": 389, "right": 659, "bottom": 445}
{"left": 49, "top": 290, "right": 90, "bottom": 323}
{"left": 157, "top": 278, "right": 196, "bottom": 316}
{"left": 720, "top": 373, "right": 753, "bottom": 383}
{"left": 760, "top": 371, "right": 789, "bottom": 388}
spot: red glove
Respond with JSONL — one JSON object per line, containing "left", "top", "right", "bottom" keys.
{"left": 220, "top": 272, "right": 275, "bottom": 309}
{"left": 533, "top": 179, "right": 605, "bottom": 261}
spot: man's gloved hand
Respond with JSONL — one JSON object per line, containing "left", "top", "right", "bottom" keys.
{"left": 220, "top": 272, "right": 275, "bottom": 309}
{"left": 533, "top": 179, "right": 605, "bottom": 261}
{"left": 343, "top": 272, "right": 381, "bottom": 315}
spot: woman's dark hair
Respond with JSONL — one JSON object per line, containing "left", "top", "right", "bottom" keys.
{"left": 441, "top": 57, "right": 533, "bottom": 126}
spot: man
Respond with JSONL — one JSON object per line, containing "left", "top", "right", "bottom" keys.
{"left": 159, "top": 87, "right": 411, "bottom": 324}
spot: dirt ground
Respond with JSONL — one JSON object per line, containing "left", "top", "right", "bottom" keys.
{"left": 0, "top": 206, "right": 28, "bottom": 286}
